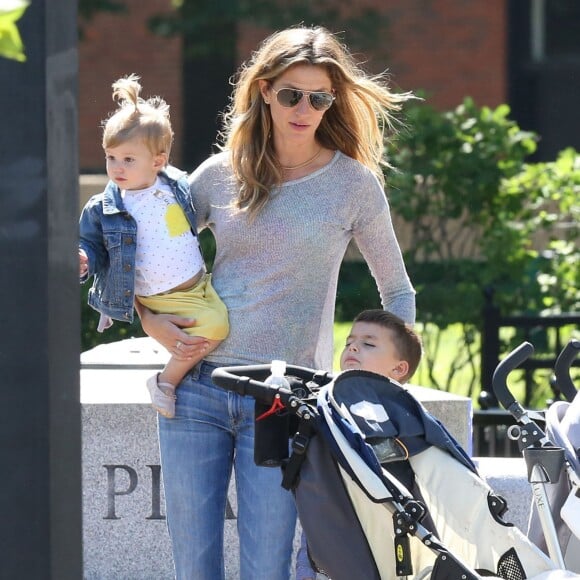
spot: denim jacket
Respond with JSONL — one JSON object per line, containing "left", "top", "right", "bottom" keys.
{"left": 79, "top": 166, "right": 198, "bottom": 330}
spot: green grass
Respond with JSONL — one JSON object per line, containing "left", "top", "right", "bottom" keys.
{"left": 332, "top": 321, "right": 352, "bottom": 371}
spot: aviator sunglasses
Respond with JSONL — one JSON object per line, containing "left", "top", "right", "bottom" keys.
{"left": 271, "top": 87, "right": 335, "bottom": 112}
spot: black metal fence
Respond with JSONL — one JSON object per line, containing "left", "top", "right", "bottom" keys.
{"left": 480, "top": 289, "right": 580, "bottom": 408}
{"left": 472, "top": 410, "right": 520, "bottom": 457}
{"left": 474, "top": 290, "right": 579, "bottom": 456}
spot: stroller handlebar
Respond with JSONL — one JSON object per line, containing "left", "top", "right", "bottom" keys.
{"left": 211, "top": 366, "right": 291, "bottom": 404}
{"left": 211, "top": 363, "right": 332, "bottom": 406}
{"left": 554, "top": 338, "right": 580, "bottom": 403}
{"left": 492, "top": 341, "right": 534, "bottom": 417}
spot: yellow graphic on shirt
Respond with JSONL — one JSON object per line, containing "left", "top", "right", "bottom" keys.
{"left": 165, "top": 204, "right": 190, "bottom": 237}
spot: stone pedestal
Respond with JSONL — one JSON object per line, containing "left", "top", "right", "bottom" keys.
{"left": 81, "top": 337, "right": 475, "bottom": 579}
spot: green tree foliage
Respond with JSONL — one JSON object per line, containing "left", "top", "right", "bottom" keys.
{"left": 386, "top": 97, "right": 537, "bottom": 309}
{"left": 499, "top": 148, "right": 579, "bottom": 313}
{"left": 383, "top": 97, "right": 579, "bottom": 399}
{"left": 0, "top": 0, "right": 29, "bottom": 62}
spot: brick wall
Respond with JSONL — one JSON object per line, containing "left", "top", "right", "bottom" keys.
{"left": 237, "top": 2, "right": 507, "bottom": 111}
{"left": 372, "top": 0, "right": 507, "bottom": 110}
{"left": 79, "top": 0, "right": 182, "bottom": 172}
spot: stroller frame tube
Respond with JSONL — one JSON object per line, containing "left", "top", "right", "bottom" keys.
{"left": 529, "top": 465, "right": 566, "bottom": 568}
{"left": 555, "top": 339, "right": 580, "bottom": 403}
{"left": 493, "top": 341, "right": 568, "bottom": 568}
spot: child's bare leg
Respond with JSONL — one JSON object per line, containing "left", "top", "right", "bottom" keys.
{"left": 147, "top": 339, "right": 222, "bottom": 418}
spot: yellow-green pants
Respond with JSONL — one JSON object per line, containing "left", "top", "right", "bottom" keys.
{"left": 137, "top": 273, "right": 229, "bottom": 340}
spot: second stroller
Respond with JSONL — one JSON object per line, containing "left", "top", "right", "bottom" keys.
{"left": 493, "top": 340, "right": 580, "bottom": 573}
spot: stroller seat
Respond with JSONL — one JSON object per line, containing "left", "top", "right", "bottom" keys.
{"left": 296, "top": 370, "right": 560, "bottom": 579}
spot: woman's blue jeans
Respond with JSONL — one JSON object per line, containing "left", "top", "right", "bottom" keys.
{"left": 158, "top": 361, "right": 297, "bottom": 580}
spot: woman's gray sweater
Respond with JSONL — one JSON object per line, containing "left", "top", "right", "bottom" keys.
{"left": 189, "top": 150, "right": 415, "bottom": 370}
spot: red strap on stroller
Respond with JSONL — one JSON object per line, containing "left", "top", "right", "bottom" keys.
{"left": 256, "top": 395, "right": 286, "bottom": 420}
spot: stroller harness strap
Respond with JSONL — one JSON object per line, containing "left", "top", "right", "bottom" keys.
{"left": 282, "top": 420, "right": 315, "bottom": 491}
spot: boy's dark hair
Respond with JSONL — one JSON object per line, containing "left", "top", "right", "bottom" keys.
{"left": 353, "top": 309, "right": 422, "bottom": 381}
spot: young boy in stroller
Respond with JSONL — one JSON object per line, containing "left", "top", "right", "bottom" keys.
{"left": 296, "top": 309, "right": 423, "bottom": 580}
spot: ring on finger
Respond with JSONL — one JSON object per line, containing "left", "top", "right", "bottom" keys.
{"left": 176, "top": 340, "right": 183, "bottom": 350}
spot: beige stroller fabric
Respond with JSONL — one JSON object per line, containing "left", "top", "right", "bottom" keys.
{"left": 412, "top": 446, "right": 557, "bottom": 576}
{"left": 528, "top": 396, "right": 580, "bottom": 573}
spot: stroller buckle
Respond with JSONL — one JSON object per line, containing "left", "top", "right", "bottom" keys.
{"left": 292, "top": 433, "right": 310, "bottom": 455}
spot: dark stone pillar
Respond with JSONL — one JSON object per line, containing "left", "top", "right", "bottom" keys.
{"left": 0, "top": 1, "right": 82, "bottom": 578}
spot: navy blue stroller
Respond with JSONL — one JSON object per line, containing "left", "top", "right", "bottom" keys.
{"left": 212, "top": 363, "right": 576, "bottom": 579}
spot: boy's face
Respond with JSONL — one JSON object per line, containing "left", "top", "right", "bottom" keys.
{"left": 104, "top": 137, "right": 166, "bottom": 191}
{"left": 340, "top": 321, "right": 407, "bottom": 381}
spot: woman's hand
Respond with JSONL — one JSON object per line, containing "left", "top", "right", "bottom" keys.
{"left": 138, "top": 305, "right": 209, "bottom": 360}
